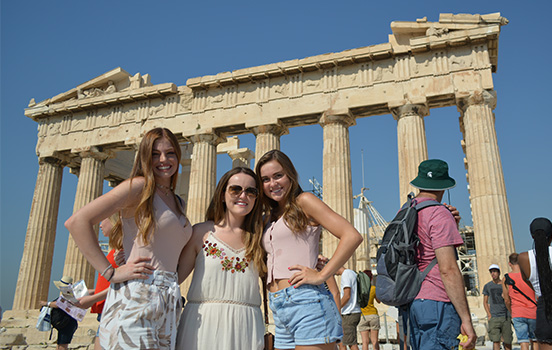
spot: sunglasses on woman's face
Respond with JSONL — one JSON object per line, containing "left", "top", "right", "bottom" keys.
{"left": 227, "top": 185, "right": 258, "bottom": 199}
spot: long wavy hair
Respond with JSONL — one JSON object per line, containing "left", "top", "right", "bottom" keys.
{"left": 110, "top": 128, "right": 183, "bottom": 250}
{"left": 530, "top": 217, "right": 552, "bottom": 321}
{"left": 205, "top": 167, "right": 266, "bottom": 274}
{"left": 254, "top": 150, "right": 309, "bottom": 234}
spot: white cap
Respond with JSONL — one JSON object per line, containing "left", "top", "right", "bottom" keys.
{"left": 488, "top": 264, "right": 500, "bottom": 271}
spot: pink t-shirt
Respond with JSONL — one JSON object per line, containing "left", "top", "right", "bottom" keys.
{"left": 262, "top": 216, "right": 321, "bottom": 284}
{"left": 508, "top": 272, "right": 537, "bottom": 319}
{"left": 124, "top": 193, "right": 192, "bottom": 272}
{"left": 415, "top": 197, "right": 464, "bottom": 302}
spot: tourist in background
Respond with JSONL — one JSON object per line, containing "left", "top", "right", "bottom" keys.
{"left": 502, "top": 253, "right": 537, "bottom": 350}
{"left": 175, "top": 167, "right": 265, "bottom": 350}
{"left": 256, "top": 149, "right": 363, "bottom": 350}
{"left": 519, "top": 217, "right": 552, "bottom": 349}
{"left": 483, "top": 264, "right": 513, "bottom": 350}
{"left": 358, "top": 270, "right": 380, "bottom": 350}
{"left": 65, "top": 127, "right": 192, "bottom": 350}
{"left": 405, "top": 159, "right": 475, "bottom": 350}
{"left": 335, "top": 266, "right": 361, "bottom": 350}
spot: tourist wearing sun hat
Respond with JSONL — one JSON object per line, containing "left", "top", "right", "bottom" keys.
{"left": 53, "top": 276, "right": 73, "bottom": 289}
{"left": 406, "top": 159, "right": 476, "bottom": 350}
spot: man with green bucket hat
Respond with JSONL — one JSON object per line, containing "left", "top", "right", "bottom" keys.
{"left": 407, "top": 159, "right": 476, "bottom": 350}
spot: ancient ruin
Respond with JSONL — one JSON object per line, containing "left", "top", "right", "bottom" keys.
{"left": 15, "top": 12, "right": 513, "bottom": 321}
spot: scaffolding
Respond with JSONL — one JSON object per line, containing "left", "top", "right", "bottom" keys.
{"left": 353, "top": 187, "right": 388, "bottom": 272}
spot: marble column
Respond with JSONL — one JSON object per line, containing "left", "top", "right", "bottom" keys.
{"left": 391, "top": 103, "right": 429, "bottom": 204}
{"left": 63, "top": 148, "right": 110, "bottom": 287}
{"left": 186, "top": 133, "right": 222, "bottom": 225}
{"left": 319, "top": 112, "right": 356, "bottom": 269}
{"left": 181, "top": 133, "right": 221, "bottom": 295}
{"left": 251, "top": 122, "right": 288, "bottom": 166}
{"left": 228, "top": 148, "right": 255, "bottom": 168}
{"left": 13, "top": 157, "right": 65, "bottom": 309}
{"left": 456, "top": 90, "right": 515, "bottom": 288}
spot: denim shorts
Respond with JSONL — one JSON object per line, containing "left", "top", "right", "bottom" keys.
{"left": 512, "top": 317, "right": 536, "bottom": 342}
{"left": 408, "top": 299, "right": 461, "bottom": 350}
{"left": 269, "top": 284, "right": 343, "bottom": 348}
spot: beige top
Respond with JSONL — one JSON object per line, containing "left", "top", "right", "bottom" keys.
{"left": 123, "top": 193, "right": 192, "bottom": 272}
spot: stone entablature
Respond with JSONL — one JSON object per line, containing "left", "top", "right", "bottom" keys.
{"left": 26, "top": 13, "right": 506, "bottom": 163}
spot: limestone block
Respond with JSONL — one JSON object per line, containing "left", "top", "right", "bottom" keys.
{"left": 0, "top": 332, "right": 25, "bottom": 346}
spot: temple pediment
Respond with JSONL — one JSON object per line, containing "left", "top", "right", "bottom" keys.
{"left": 25, "top": 68, "right": 178, "bottom": 120}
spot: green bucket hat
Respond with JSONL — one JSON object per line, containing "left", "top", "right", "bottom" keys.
{"left": 410, "top": 159, "right": 456, "bottom": 191}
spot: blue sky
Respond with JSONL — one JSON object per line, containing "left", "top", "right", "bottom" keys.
{"left": 1, "top": 1, "right": 551, "bottom": 310}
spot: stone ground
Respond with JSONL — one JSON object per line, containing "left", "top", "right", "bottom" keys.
{"left": 0, "top": 310, "right": 520, "bottom": 350}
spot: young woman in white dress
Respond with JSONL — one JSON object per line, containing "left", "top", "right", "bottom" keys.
{"left": 176, "top": 167, "right": 266, "bottom": 350}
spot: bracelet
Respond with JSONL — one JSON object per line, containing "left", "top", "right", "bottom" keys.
{"left": 106, "top": 267, "right": 115, "bottom": 282}
{"left": 100, "top": 265, "right": 114, "bottom": 278}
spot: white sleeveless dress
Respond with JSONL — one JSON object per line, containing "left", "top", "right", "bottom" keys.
{"left": 176, "top": 232, "right": 264, "bottom": 350}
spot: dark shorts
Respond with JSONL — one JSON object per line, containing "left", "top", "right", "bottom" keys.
{"left": 536, "top": 297, "right": 552, "bottom": 343}
{"left": 341, "top": 313, "right": 361, "bottom": 345}
{"left": 488, "top": 316, "right": 513, "bottom": 343}
{"left": 56, "top": 317, "right": 78, "bottom": 345}
{"left": 409, "top": 299, "right": 461, "bottom": 350}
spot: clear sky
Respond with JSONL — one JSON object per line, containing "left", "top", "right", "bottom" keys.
{"left": 1, "top": 1, "right": 551, "bottom": 311}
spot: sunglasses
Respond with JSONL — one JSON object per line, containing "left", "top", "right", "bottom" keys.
{"left": 227, "top": 185, "right": 258, "bottom": 198}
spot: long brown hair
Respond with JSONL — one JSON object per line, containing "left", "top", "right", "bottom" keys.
{"left": 205, "top": 167, "right": 266, "bottom": 274}
{"left": 255, "top": 150, "right": 309, "bottom": 234}
{"left": 110, "top": 128, "right": 183, "bottom": 249}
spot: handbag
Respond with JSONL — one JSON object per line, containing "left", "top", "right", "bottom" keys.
{"left": 36, "top": 306, "right": 52, "bottom": 331}
{"left": 262, "top": 277, "right": 274, "bottom": 350}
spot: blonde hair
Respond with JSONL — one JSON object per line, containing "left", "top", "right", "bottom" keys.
{"left": 255, "top": 150, "right": 309, "bottom": 234}
{"left": 205, "top": 167, "right": 266, "bottom": 275}
{"left": 109, "top": 128, "right": 183, "bottom": 250}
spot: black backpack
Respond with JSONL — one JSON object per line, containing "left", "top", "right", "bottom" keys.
{"left": 356, "top": 271, "right": 372, "bottom": 308}
{"left": 375, "top": 193, "right": 441, "bottom": 306}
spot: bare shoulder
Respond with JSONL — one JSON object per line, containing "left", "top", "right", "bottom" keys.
{"left": 193, "top": 221, "right": 215, "bottom": 242}
{"left": 296, "top": 191, "right": 324, "bottom": 209}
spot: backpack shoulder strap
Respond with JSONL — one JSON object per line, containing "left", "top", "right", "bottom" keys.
{"left": 505, "top": 273, "right": 537, "bottom": 306}
{"left": 414, "top": 199, "right": 442, "bottom": 211}
{"left": 420, "top": 258, "right": 438, "bottom": 279}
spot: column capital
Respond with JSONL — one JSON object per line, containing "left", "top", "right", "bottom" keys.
{"left": 250, "top": 121, "right": 289, "bottom": 137}
{"left": 38, "top": 155, "right": 67, "bottom": 167}
{"left": 74, "top": 146, "right": 114, "bottom": 161}
{"left": 319, "top": 111, "right": 356, "bottom": 128}
{"left": 188, "top": 132, "right": 225, "bottom": 146}
{"left": 456, "top": 89, "right": 497, "bottom": 113}
{"left": 390, "top": 103, "right": 429, "bottom": 121}
{"left": 228, "top": 148, "right": 255, "bottom": 164}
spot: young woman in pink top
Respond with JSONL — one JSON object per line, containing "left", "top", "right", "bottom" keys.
{"left": 256, "top": 150, "right": 363, "bottom": 350}
{"left": 65, "top": 128, "right": 192, "bottom": 350}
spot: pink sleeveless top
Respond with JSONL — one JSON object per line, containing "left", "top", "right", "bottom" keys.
{"left": 123, "top": 193, "right": 192, "bottom": 272}
{"left": 262, "top": 216, "right": 321, "bottom": 284}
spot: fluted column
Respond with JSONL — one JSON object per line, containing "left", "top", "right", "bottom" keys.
{"left": 457, "top": 90, "right": 515, "bottom": 289}
{"left": 186, "top": 133, "right": 222, "bottom": 225}
{"left": 251, "top": 122, "right": 288, "bottom": 164}
{"left": 63, "top": 148, "right": 110, "bottom": 287}
{"left": 391, "top": 103, "right": 429, "bottom": 204}
{"left": 228, "top": 148, "right": 255, "bottom": 168}
{"left": 319, "top": 112, "right": 356, "bottom": 268}
{"left": 13, "top": 157, "right": 65, "bottom": 309}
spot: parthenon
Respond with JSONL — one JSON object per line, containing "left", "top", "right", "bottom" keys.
{"left": 15, "top": 12, "right": 514, "bottom": 311}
